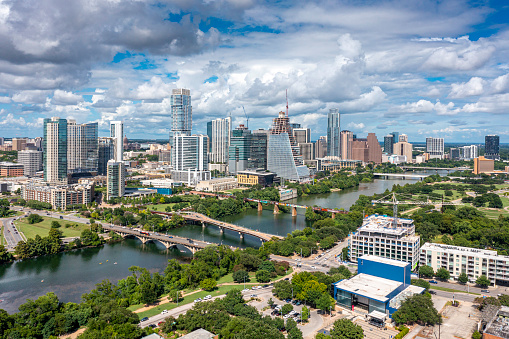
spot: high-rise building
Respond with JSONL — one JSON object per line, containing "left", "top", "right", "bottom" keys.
{"left": 67, "top": 120, "right": 98, "bottom": 173}
{"left": 352, "top": 133, "right": 382, "bottom": 164}
{"left": 18, "top": 150, "right": 43, "bottom": 177}
{"left": 210, "top": 117, "right": 231, "bottom": 164}
{"left": 315, "top": 136, "right": 327, "bottom": 159}
{"left": 398, "top": 134, "right": 408, "bottom": 143}
{"left": 170, "top": 88, "right": 192, "bottom": 147}
{"left": 43, "top": 117, "right": 68, "bottom": 184}
{"left": 98, "top": 137, "right": 115, "bottom": 175}
{"left": 327, "top": 108, "right": 340, "bottom": 157}
{"left": 461, "top": 145, "right": 478, "bottom": 160}
{"left": 106, "top": 160, "right": 125, "bottom": 200}
{"left": 293, "top": 128, "right": 310, "bottom": 144}
{"left": 425, "top": 137, "right": 444, "bottom": 159}
{"left": 289, "top": 123, "right": 302, "bottom": 129}
{"left": 110, "top": 121, "right": 123, "bottom": 162}
{"left": 299, "top": 143, "right": 315, "bottom": 161}
{"left": 340, "top": 130, "right": 353, "bottom": 160}
{"left": 250, "top": 129, "right": 268, "bottom": 170}
{"left": 267, "top": 111, "right": 309, "bottom": 181}
{"left": 384, "top": 135, "right": 394, "bottom": 154}
{"left": 393, "top": 139, "right": 413, "bottom": 163}
{"left": 450, "top": 148, "right": 461, "bottom": 160}
{"left": 12, "top": 138, "right": 28, "bottom": 151}
{"left": 206, "top": 121, "right": 212, "bottom": 153}
{"left": 172, "top": 134, "right": 208, "bottom": 171}
{"left": 485, "top": 135, "right": 500, "bottom": 160}
{"left": 390, "top": 132, "right": 399, "bottom": 143}
{"left": 228, "top": 125, "right": 251, "bottom": 174}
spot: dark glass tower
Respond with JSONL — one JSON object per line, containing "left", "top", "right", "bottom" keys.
{"left": 485, "top": 135, "right": 500, "bottom": 160}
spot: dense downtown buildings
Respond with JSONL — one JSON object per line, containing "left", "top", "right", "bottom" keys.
{"left": 106, "top": 160, "right": 125, "bottom": 200}
{"left": 170, "top": 88, "right": 192, "bottom": 147}
{"left": 110, "top": 121, "right": 124, "bottom": 162}
{"left": 17, "top": 150, "right": 43, "bottom": 177}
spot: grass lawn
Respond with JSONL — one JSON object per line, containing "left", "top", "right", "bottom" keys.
{"left": 146, "top": 203, "right": 176, "bottom": 212}
{"left": 15, "top": 216, "right": 90, "bottom": 239}
{"left": 430, "top": 285, "right": 480, "bottom": 295}
{"left": 501, "top": 197, "right": 509, "bottom": 208}
{"left": 479, "top": 208, "right": 509, "bottom": 219}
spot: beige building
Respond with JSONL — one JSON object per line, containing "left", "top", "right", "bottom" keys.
{"left": 351, "top": 133, "right": 382, "bottom": 164}
{"left": 393, "top": 141, "right": 413, "bottom": 162}
{"left": 340, "top": 130, "right": 353, "bottom": 160}
{"left": 195, "top": 177, "right": 238, "bottom": 192}
{"left": 299, "top": 143, "right": 315, "bottom": 161}
{"left": 21, "top": 182, "right": 94, "bottom": 209}
{"left": 12, "top": 138, "right": 28, "bottom": 151}
{"left": 473, "top": 156, "right": 494, "bottom": 174}
{"left": 237, "top": 170, "right": 275, "bottom": 187}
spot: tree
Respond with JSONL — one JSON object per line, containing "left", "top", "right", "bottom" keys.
{"left": 232, "top": 270, "right": 249, "bottom": 283}
{"left": 301, "top": 305, "right": 310, "bottom": 322}
{"left": 392, "top": 294, "right": 442, "bottom": 325}
{"left": 476, "top": 275, "right": 490, "bottom": 288}
{"left": 267, "top": 298, "right": 274, "bottom": 307}
{"left": 316, "top": 294, "right": 335, "bottom": 314}
{"left": 435, "top": 267, "right": 450, "bottom": 281}
{"left": 200, "top": 278, "right": 217, "bottom": 291}
{"left": 27, "top": 213, "right": 43, "bottom": 224}
{"left": 411, "top": 279, "right": 431, "bottom": 291}
{"left": 330, "top": 318, "right": 363, "bottom": 339}
{"left": 282, "top": 303, "right": 293, "bottom": 315}
{"left": 458, "top": 272, "right": 469, "bottom": 284}
{"left": 273, "top": 280, "right": 293, "bottom": 300}
{"left": 419, "top": 265, "right": 434, "bottom": 278}
{"left": 51, "top": 221, "right": 61, "bottom": 228}
{"left": 472, "top": 331, "right": 481, "bottom": 339}
{"left": 255, "top": 270, "right": 271, "bottom": 283}
{"left": 258, "top": 260, "right": 276, "bottom": 272}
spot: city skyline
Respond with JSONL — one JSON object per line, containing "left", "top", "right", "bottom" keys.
{"left": 0, "top": 1, "right": 508, "bottom": 142}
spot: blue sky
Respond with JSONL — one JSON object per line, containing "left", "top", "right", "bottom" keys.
{"left": 0, "top": 0, "right": 508, "bottom": 142}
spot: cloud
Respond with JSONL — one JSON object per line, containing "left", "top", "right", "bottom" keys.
{"left": 12, "top": 90, "right": 50, "bottom": 104}
{"left": 448, "top": 119, "right": 467, "bottom": 126}
{"left": 448, "top": 77, "right": 485, "bottom": 98}
{"left": 397, "top": 100, "right": 459, "bottom": 116}
{"left": 491, "top": 73, "right": 509, "bottom": 94}
{"left": 347, "top": 122, "right": 365, "bottom": 130}
{"left": 52, "top": 90, "right": 83, "bottom": 105}
{"left": 408, "top": 120, "right": 435, "bottom": 125}
{"left": 337, "top": 86, "right": 386, "bottom": 113}
{"left": 0, "top": 96, "right": 10, "bottom": 103}
{"left": 422, "top": 39, "right": 496, "bottom": 71}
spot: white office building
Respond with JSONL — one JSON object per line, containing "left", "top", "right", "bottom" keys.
{"left": 348, "top": 214, "right": 421, "bottom": 270}
{"left": 210, "top": 117, "right": 231, "bottom": 164}
{"left": 67, "top": 120, "right": 98, "bottom": 173}
{"left": 426, "top": 137, "right": 444, "bottom": 159}
{"left": 420, "top": 243, "right": 509, "bottom": 285}
{"left": 461, "top": 145, "right": 478, "bottom": 160}
{"left": 18, "top": 150, "right": 43, "bottom": 177}
{"left": 110, "top": 121, "right": 124, "bottom": 162}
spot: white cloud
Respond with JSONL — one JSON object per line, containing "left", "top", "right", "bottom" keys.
{"left": 491, "top": 73, "right": 509, "bottom": 94}
{"left": 338, "top": 86, "right": 386, "bottom": 113}
{"left": 12, "top": 90, "right": 51, "bottom": 104}
{"left": 0, "top": 96, "right": 10, "bottom": 103}
{"left": 347, "top": 122, "right": 365, "bottom": 130}
{"left": 52, "top": 90, "right": 83, "bottom": 105}
{"left": 423, "top": 41, "right": 495, "bottom": 71}
{"left": 398, "top": 100, "right": 435, "bottom": 113}
{"left": 448, "top": 77, "right": 485, "bottom": 98}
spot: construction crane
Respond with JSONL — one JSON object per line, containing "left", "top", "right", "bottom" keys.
{"left": 242, "top": 105, "right": 249, "bottom": 129}
{"left": 371, "top": 192, "right": 462, "bottom": 229}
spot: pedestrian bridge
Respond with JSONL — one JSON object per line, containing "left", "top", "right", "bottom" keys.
{"left": 372, "top": 173, "right": 430, "bottom": 180}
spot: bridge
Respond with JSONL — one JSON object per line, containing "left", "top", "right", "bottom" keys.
{"left": 151, "top": 211, "right": 284, "bottom": 242}
{"left": 399, "top": 166, "right": 470, "bottom": 171}
{"left": 101, "top": 223, "right": 210, "bottom": 254}
{"left": 372, "top": 173, "right": 430, "bottom": 180}
{"left": 244, "top": 198, "right": 348, "bottom": 218}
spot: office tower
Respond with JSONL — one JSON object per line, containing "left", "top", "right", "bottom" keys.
{"left": 250, "top": 129, "right": 268, "bottom": 170}
{"left": 461, "top": 145, "right": 478, "bottom": 160}
{"left": 12, "top": 138, "right": 28, "bottom": 151}
{"left": 228, "top": 125, "right": 251, "bottom": 174}
{"left": 394, "top": 139, "right": 413, "bottom": 163}
{"left": 206, "top": 121, "right": 212, "bottom": 153}
{"left": 399, "top": 134, "right": 408, "bottom": 143}
{"left": 327, "top": 108, "right": 340, "bottom": 157}
{"left": 106, "top": 160, "right": 125, "bottom": 200}
{"left": 293, "top": 128, "right": 310, "bottom": 144}
{"left": 315, "top": 136, "right": 327, "bottom": 158}
{"left": 210, "top": 117, "right": 231, "bottom": 164}
{"left": 110, "top": 121, "right": 124, "bottom": 162}
{"left": 67, "top": 120, "right": 98, "bottom": 173}
{"left": 98, "top": 137, "right": 115, "bottom": 175}
{"left": 43, "top": 117, "right": 68, "bottom": 184}
{"left": 0, "top": 137, "right": 4, "bottom": 145}
{"left": 289, "top": 123, "right": 302, "bottom": 129}
{"left": 172, "top": 135, "right": 208, "bottom": 171}
{"left": 170, "top": 88, "right": 192, "bottom": 147}
{"left": 299, "top": 143, "right": 315, "bottom": 161}
{"left": 18, "top": 150, "right": 43, "bottom": 177}
{"left": 390, "top": 132, "right": 399, "bottom": 144}
{"left": 267, "top": 111, "right": 309, "bottom": 181}
{"left": 340, "top": 130, "right": 353, "bottom": 160}
{"left": 450, "top": 148, "right": 461, "bottom": 160}
{"left": 351, "top": 133, "right": 382, "bottom": 164}
{"left": 485, "top": 135, "right": 500, "bottom": 160}
{"left": 384, "top": 135, "right": 394, "bottom": 154}
{"left": 425, "top": 137, "right": 444, "bottom": 159}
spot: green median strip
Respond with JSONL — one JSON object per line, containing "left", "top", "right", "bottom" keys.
{"left": 430, "top": 286, "right": 480, "bottom": 295}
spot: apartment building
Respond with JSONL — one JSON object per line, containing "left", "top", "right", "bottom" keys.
{"left": 348, "top": 214, "right": 420, "bottom": 269}
{"left": 21, "top": 182, "right": 94, "bottom": 209}
{"left": 419, "top": 243, "right": 509, "bottom": 285}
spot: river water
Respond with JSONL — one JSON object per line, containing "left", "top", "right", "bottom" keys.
{"left": 0, "top": 174, "right": 440, "bottom": 313}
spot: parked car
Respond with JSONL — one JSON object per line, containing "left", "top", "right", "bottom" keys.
{"left": 270, "top": 304, "right": 277, "bottom": 309}
{"left": 429, "top": 280, "right": 438, "bottom": 284}
{"left": 148, "top": 324, "right": 156, "bottom": 329}
{"left": 204, "top": 295, "right": 212, "bottom": 300}
{"left": 285, "top": 298, "right": 292, "bottom": 303}
{"left": 429, "top": 290, "right": 436, "bottom": 295}
{"left": 284, "top": 278, "right": 289, "bottom": 281}
{"left": 311, "top": 265, "right": 316, "bottom": 269}
{"left": 161, "top": 310, "right": 168, "bottom": 314}
{"left": 292, "top": 300, "right": 298, "bottom": 305}
{"left": 242, "top": 289, "right": 250, "bottom": 293}
{"left": 140, "top": 317, "right": 149, "bottom": 322}
{"left": 194, "top": 298, "right": 202, "bottom": 302}
{"left": 481, "top": 289, "right": 490, "bottom": 293}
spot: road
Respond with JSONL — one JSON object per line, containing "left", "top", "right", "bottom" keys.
{"left": 2, "top": 216, "right": 24, "bottom": 250}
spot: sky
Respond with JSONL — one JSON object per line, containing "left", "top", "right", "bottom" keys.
{"left": 0, "top": 0, "right": 508, "bottom": 142}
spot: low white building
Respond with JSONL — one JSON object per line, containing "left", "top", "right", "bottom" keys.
{"left": 195, "top": 177, "right": 238, "bottom": 192}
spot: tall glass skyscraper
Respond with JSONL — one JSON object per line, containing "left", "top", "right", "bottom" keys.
{"left": 228, "top": 125, "right": 251, "bottom": 174}
{"left": 110, "top": 121, "right": 123, "bottom": 162}
{"left": 67, "top": 120, "right": 98, "bottom": 173}
{"left": 43, "top": 117, "right": 68, "bottom": 184}
{"left": 327, "top": 108, "right": 340, "bottom": 157}
{"left": 485, "top": 135, "right": 500, "bottom": 160}
{"left": 210, "top": 117, "right": 231, "bottom": 163}
{"left": 170, "top": 88, "right": 192, "bottom": 147}
{"left": 98, "top": 137, "right": 115, "bottom": 175}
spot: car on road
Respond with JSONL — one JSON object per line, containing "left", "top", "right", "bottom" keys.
{"left": 168, "top": 236, "right": 173, "bottom": 238}
{"left": 194, "top": 298, "right": 202, "bottom": 302}
{"left": 161, "top": 310, "right": 168, "bottom": 314}
{"left": 429, "top": 280, "right": 438, "bottom": 284}
{"left": 284, "top": 278, "right": 289, "bottom": 281}
{"left": 250, "top": 294, "right": 257, "bottom": 297}
{"left": 140, "top": 317, "right": 149, "bottom": 322}
{"left": 263, "top": 284, "right": 269, "bottom": 288}
{"left": 285, "top": 298, "right": 292, "bottom": 303}
{"left": 429, "top": 290, "right": 436, "bottom": 295}
{"left": 242, "top": 289, "right": 250, "bottom": 293}
{"left": 481, "top": 289, "right": 490, "bottom": 293}
{"left": 295, "top": 318, "right": 301, "bottom": 323}
{"left": 148, "top": 324, "right": 156, "bottom": 328}
{"left": 252, "top": 286, "right": 257, "bottom": 290}
{"left": 311, "top": 265, "right": 316, "bottom": 269}
{"left": 158, "top": 321, "right": 165, "bottom": 326}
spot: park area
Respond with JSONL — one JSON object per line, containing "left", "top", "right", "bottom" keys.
{"left": 15, "top": 216, "right": 90, "bottom": 239}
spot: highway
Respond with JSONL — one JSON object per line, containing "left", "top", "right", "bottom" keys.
{"left": 2, "top": 216, "right": 25, "bottom": 250}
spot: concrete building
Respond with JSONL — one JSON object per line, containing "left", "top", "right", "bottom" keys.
{"left": 485, "top": 135, "right": 500, "bottom": 160}
{"left": 279, "top": 187, "right": 298, "bottom": 201}
{"left": 18, "top": 150, "right": 43, "bottom": 177}
{"left": 110, "top": 121, "right": 124, "bottom": 162}
{"left": 98, "top": 137, "right": 115, "bottom": 176}
{"left": 0, "top": 162, "right": 24, "bottom": 177}
{"left": 462, "top": 145, "right": 478, "bottom": 160}
{"left": 159, "top": 150, "right": 171, "bottom": 162}
{"left": 426, "top": 137, "right": 444, "bottom": 159}
{"left": 398, "top": 134, "right": 408, "bottom": 143}
{"left": 21, "top": 182, "right": 94, "bottom": 209}
{"left": 420, "top": 243, "right": 509, "bottom": 285}
{"left": 171, "top": 169, "right": 211, "bottom": 186}
{"left": 210, "top": 117, "right": 231, "bottom": 164}
{"left": 172, "top": 134, "right": 208, "bottom": 172}
{"left": 327, "top": 108, "right": 340, "bottom": 157}
{"left": 237, "top": 169, "right": 275, "bottom": 187}
{"left": 450, "top": 148, "right": 461, "bottom": 160}
{"left": 482, "top": 306, "right": 509, "bottom": 339}
{"left": 67, "top": 120, "right": 98, "bottom": 174}
{"left": 393, "top": 140, "right": 413, "bottom": 162}
{"left": 386, "top": 155, "right": 407, "bottom": 164}
{"left": 299, "top": 142, "right": 315, "bottom": 161}
{"left": 340, "top": 131, "right": 353, "bottom": 160}
{"left": 250, "top": 129, "right": 268, "bottom": 170}
{"left": 228, "top": 125, "right": 251, "bottom": 174}
{"left": 195, "top": 177, "right": 238, "bottom": 192}
{"left": 43, "top": 117, "right": 68, "bottom": 184}
{"left": 474, "top": 156, "right": 495, "bottom": 174}
{"left": 170, "top": 88, "right": 192, "bottom": 148}
{"left": 315, "top": 136, "right": 327, "bottom": 159}
{"left": 351, "top": 133, "right": 382, "bottom": 164}
{"left": 333, "top": 255, "right": 424, "bottom": 318}
{"left": 348, "top": 214, "right": 420, "bottom": 269}
{"left": 316, "top": 157, "right": 361, "bottom": 172}
{"left": 293, "top": 128, "right": 310, "bottom": 144}
{"left": 106, "top": 160, "right": 125, "bottom": 200}
{"left": 12, "top": 137, "right": 27, "bottom": 151}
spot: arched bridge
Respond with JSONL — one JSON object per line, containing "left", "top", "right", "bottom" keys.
{"left": 151, "top": 211, "right": 283, "bottom": 242}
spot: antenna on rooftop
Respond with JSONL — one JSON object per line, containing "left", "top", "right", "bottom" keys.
{"left": 242, "top": 106, "right": 249, "bottom": 129}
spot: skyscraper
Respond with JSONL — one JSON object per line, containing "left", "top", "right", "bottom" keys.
{"left": 206, "top": 121, "right": 212, "bottom": 153}
{"left": 67, "top": 120, "right": 98, "bottom": 173}
{"left": 267, "top": 111, "right": 309, "bottom": 181}
{"left": 461, "top": 145, "right": 478, "bottom": 160}
{"left": 110, "top": 121, "right": 123, "bottom": 162}
{"left": 107, "top": 160, "right": 125, "bottom": 200}
{"left": 293, "top": 128, "right": 310, "bottom": 144}
{"left": 228, "top": 125, "right": 251, "bottom": 174}
{"left": 250, "top": 129, "right": 268, "bottom": 170}
{"left": 384, "top": 135, "right": 394, "bottom": 154}
{"left": 485, "top": 135, "right": 500, "bottom": 160}
{"left": 315, "top": 136, "right": 327, "bottom": 159}
{"left": 351, "top": 133, "right": 382, "bottom": 164}
{"left": 340, "top": 131, "right": 353, "bottom": 160}
{"left": 327, "top": 108, "right": 340, "bottom": 157}
{"left": 390, "top": 131, "right": 399, "bottom": 144}
{"left": 426, "top": 137, "right": 444, "bottom": 159}
{"left": 18, "top": 150, "right": 43, "bottom": 177}
{"left": 98, "top": 137, "right": 115, "bottom": 175}
{"left": 172, "top": 134, "right": 208, "bottom": 171}
{"left": 394, "top": 138, "right": 413, "bottom": 162}
{"left": 43, "top": 117, "right": 67, "bottom": 184}
{"left": 170, "top": 88, "right": 192, "bottom": 147}
{"left": 210, "top": 117, "right": 231, "bottom": 164}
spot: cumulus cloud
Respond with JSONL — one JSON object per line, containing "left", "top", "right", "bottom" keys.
{"left": 448, "top": 77, "right": 485, "bottom": 98}
{"left": 52, "top": 90, "right": 83, "bottom": 105}
{"left": 347, "top": 122, "right": 365, "bottom": 130}
{"left": 422, "top": 39, "right": 495, "bottom": 71}
{"left": 491, "top": 73, "right": 509, "bottom": 94}
{"left": 397, "top": 100, "right": 459, "bottom": 116}
{"left": 337, "top": 86, "right": 386, "bottom": 113}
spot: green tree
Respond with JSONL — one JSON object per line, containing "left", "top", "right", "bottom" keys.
{"left": 267, "top": 297, "right": 274, "bottom": 307}
{"left": 232, "top": 270, "right": 249, "bottom": 283}
{"left": 282, "top": 303, "right": 293, "bottom": 315}
{"left": 472, "top": 331, "right": 481, "bottom": 339}
{"left": 27, "top": 213, "right": 43, "bottom": 224}
{"left": 273, "top": 280, "right": 293, "bottom": 300}
{"left": 316, "top": 294, "right": 335, "bottom": 314}
{"left": 476, "top": 275, "right": 491, "bottom": 288}
{"left": 51, "top": 220, "right": 61, "bottom": 228}
{"left": 301, "top": 305, "right": 310, "bottom": 322}
{"left": 200, "top": 278, "right": 217, "bottom": 291}
{"left": 255, "top": 270, "right": 271, "bottom": 283}
{"left": 330, "top": 318, "right": 363, "bottom": 339}
{"left": 392, "top": 294, "right": 441, "bottom": 325}
{"left": 419, "top": 265, "right": 434, "bottom": 278}
{"left": 458, "top": 272, "right": 469, "bottom": 284}
{"left": 411, "top": 279, "right": 431, "bottom": 291}
{"left": 435, "top": 267, "right": 450, "bottom": 281}
{"left": 0, "top": 244, "right": 13, "bottom": 264}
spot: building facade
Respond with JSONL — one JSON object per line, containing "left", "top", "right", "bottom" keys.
{"left": 462, "top": 145, "right": 478, "bottom": 160}
{"left": 170, "top": 88, "right": 192, "bottom": 147}
{"left": 195, "top": 177, "right": 238, "bottom": 192}
{"left": 43, "top": 117, "right": 68, "bottom": 184}
{"left": 106, "top": 160, "right": 125, "bottom": 200}
{"left": 351, "top": 133, "right": 382, "bottom": 164}
{"left": 315, "top": 136, "right": 327, "bottom": 159}
{"left": 110, "top": 121, "right": 124, "bottom": 162}
{"left": 228, "top": 125, "right": 251, "bottom": 174}
{"left": 237, "top": 170, "right": 275, "bottom": 187}
{"left": 210, "top": 117, "right": 231, "bottom": 164}
{"left": 299, "top": 143, "right": 315, "bottom": 161}
{"left": 250, "top": 130, "right": 268, "bottom": 170}
{"left": 340, "top": 131, "right": 353, "bottom": 160}
{"left": 12, "top": 138, "right": 27, "bottom": 151}
{"left": 67, "top": 120, "right": 98, "bottom": 173}
{"left": 426, "top": 137, "right": 444, "bottom": 159}
{"left": 18, "top": 150, "right": 43, "bottom": 177}
{"left": 327, "top": 108, "right": 340, "bottom": 157}
{"left": 348, "top": 214, "right": 420, "bottom": 269}
{"left": 98, "top": 137, "right": 115, "bottom": 176}
{"left": 316, "top": 157, "right": 361, "bottom": 172}
{"left": 293, "top": 128, "right": 310, "bottom": 144}
{"left": 21, "top": 182, "right": 94, "bottom": 209}
{"left": 393, "top": 140, "right": 413, "bottom": 162}
{"left": 172, "top": 135, "right": 208, "bottom": 171}
{"left": 485, "top": 135, "right": 500, "bottom": 160}
{"left": 384, "top": 135, "right": 394, "bottom": 154}
{"left": 474, "top": 156, "right": 495, "bottom": 174}
{"left": 0, "top": 162, "right": 24, "bottom": 177}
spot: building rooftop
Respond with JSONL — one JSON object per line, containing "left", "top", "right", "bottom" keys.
{"left": 356, "top": 214, "right": 416, "bottom": 237}
{"left": 359, "top": 255, "right": 409, "bottom": 268}
{"left": 180, "top": 328, "right": 216, "bottom": 339}
{"left": 420, "top": 243, "right": 507, "bottom": 259}
{"left": 141, "top": 334, "right": 164, "bottom": 339}
{"left": 388, "top": 285, "right": 425, "bottom": 309}
{"left": 334, "top": 273, "right": 402, "bottom": 303}
{"left": 485, "top": 306, "right": 509, "bottom": 339}
{"left": 238, "top": 169, "right": 275, "bottom": 176}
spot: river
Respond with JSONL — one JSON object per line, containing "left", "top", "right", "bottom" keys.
{"left": 0, "top": 173, "right": 441, "bottom": 313}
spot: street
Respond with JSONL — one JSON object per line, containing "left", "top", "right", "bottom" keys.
{"left": 2, "top": 216, "right": 25, "bottom": 250}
